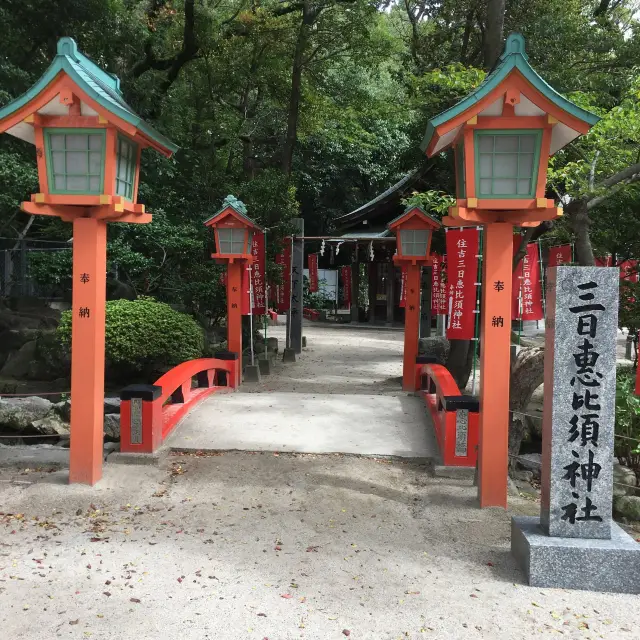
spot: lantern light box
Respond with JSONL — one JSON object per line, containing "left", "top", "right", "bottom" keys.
{"left": 421, "top": 33, "right": 600, "bottom": 222}
{"left": 0, "top": 36, "right": 177, "bottom": 218}
{"left": 204, "top": 195, "right": 263, "bottom": 262}
{"left": 388, "top": 206, "right": 440, "bottom": 264}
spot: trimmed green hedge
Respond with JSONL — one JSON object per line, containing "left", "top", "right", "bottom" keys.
{"left": 58, "top": 297, "right": 204, "bottom": 375}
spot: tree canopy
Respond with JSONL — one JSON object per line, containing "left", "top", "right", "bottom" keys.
{"left": 2, "top": 0, "right": 640, "bottom": 320}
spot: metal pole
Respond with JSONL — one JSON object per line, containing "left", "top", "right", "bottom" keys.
{"left": 286, "top": 234, "right": 294, "bottom": 350}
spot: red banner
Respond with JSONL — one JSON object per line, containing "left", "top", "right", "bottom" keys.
{"left": 399, "top": 266, "right": 407, "bottom": 308}
{"left": 620, "top": 259, "right": 639, "bottom": 282}
{"left": 251, "top": 232, "right": 266, "bottom": 315}
{"left": 430, "top": 254, "right": 448, "bottom": 315}
{"left": 446, "top": 229, "right": 479, "bottom": 340}
{"left": 308, "top": 253, "right": 319, "bottom": 293}
{"left": 341, "top": 266, "right": 352, "bottom": 308}
{"left": 275, "top": 242, "right": 291, "bottom": 312}
{"left": 512, "top": 240, "right": 544, "bottom": 321}
{"left": 595, "top": 256, "right": 612, "bottom": 267}
{"left": 548, "top": 244, "right": 572, "bottom": 267}
{"left": 437, "top": 255, "right": 447, "bottom": 314}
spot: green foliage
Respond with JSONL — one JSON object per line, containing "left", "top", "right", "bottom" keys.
{"left": 401, "top": 190, "right": 456, "bottom": 217}
{"left": 28, "top": 249, "right": 72, "bottom": 288}
{"left": 57, "top": 297, "right": 204, "bottom": 376}
{"left": 615, "top": 370, "right": 640, "bottom": 472}
{"left": 303, "top": 277, "right": 334, "bottom": 310}
{"left": 619, "top": 281, "right": 640, "bottom": 336}
{"left": 4, "top": 0, "right": 640, "bottom": 332}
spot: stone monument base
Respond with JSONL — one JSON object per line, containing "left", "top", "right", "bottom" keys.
{"left": 243, "top": 364, "right": 261, "bottom": 383}
{"left": 511, "top": 516, "right": 640, "bottom": 594}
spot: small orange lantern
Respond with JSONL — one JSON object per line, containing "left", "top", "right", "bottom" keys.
{"left": 205, "top": 196, "right": 262, "bottom": 263}
{"left": 204, "top": 196, "right": 263, "bottom": 385}
{"left": 388, "top": 206, "right": 440, "bottom": 265}
{"left": 387, "top": 206, "right": 441, "bottom": 391}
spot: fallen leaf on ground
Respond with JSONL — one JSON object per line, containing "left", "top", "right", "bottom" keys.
{"left": 280, "top": 594, "right": 292, "bottom": 599}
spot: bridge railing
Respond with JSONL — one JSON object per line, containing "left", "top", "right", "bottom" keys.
{"left": 119, "top": 351, "right": 239, "bottom": 454}
{"left": 415, "top": 357, "right": 479, "bottom": 467}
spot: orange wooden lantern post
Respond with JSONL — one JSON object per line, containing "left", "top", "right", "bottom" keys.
{"left": 0, "top": 38, "right": 177, "bottom": 485}
{"left": 388, "top": 206, "right": 441, "bottom": 391}
{"left": 421, "top": 34, "right": 599, "bottom": 507}
{"left": 204, "top": 196, "right": 263, "bottom": 386}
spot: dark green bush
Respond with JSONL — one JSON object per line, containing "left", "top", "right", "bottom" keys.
{"left": 58, "top": 297, "right": 204, "bottom": 377}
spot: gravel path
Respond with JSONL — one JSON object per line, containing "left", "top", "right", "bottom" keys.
{"left": 1, "top": 322, "right": 639, "bottom": 639}
{"left": 1, "top": 455, "right": 638, "bottom": 640}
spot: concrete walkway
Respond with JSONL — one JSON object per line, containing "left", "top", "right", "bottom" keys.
{"left": 168, "top": 323, "right": 438, "bottom": 459}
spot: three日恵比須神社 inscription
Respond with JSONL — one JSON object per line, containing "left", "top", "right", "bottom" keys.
{"left": 540, "top": 267, "right": 618, "bottom": 540}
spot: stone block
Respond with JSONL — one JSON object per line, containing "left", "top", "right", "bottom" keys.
{"left": 282, "top": 348, "right": 296, "bottom": 363}
{"left": 244, "top": 364, "right": 261, "bottom": 383}
{"left": 614, "top": 495, "right": 640, "bottom": 521}
{"left": 433, "top": 465, "right": 475, "bottom": 480}
{"left": 541, "top": 267, "right": 618, "bottom": 540}
{"left": 258, "top": 357, "right": 272, "bottom": 375}
{"left": 511, "top": 515, "right": 640, "bottom": 594}
{"left": 107, "top": 450, "right": 165, "bottom": 466}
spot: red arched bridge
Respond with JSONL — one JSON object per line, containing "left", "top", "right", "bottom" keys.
{"left": 117, "top": 334, "right": 478, "bottom": 469}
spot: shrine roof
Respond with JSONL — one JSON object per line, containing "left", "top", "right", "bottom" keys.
{"left": 0, "top": 37, "right": 177, "bottom": 156}
{"left": 420, "top": 33, "right": 600, "bottom": 156}
{"left": 337, "top": 164, "right": 433, "bottom": 229}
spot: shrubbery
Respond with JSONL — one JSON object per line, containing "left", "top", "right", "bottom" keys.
{"left": 58, "top": 297, "right": 204, "bottom": 378}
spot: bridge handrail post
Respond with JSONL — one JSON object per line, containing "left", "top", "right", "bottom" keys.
{"left": 119, "top": 384, "right": 163, "bottom": 454}
{"left": 214, "top": 350, "right": 240, "bottom": 387}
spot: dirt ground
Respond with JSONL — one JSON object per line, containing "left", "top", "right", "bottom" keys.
{"left": 2, "top": 453, "right": 640, "bottom": 640}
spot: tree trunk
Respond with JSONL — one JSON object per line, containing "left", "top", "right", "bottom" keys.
{"left": 483, "top": 0, "right": 506, "bottom": 70}
{"left": 508, "top": 346, "right": 545, "bottom": 470}
{"left": 281, "top": 2, "right": 317, "bottom": 175}
{"left": 460, "top": 9, "right": 475, "bottom": 63}
{"left": 568, "top": 199, "right": 596, "bottom": 266}
{"left": 446, "top": 339, "right": 475, "bottom": 390}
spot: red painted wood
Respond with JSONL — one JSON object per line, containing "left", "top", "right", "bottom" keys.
{"left": 119, "top": 357, "right": 239, "bottom": 454}
{"left": 416, "top": 363, "right": 479, "bottom": 468}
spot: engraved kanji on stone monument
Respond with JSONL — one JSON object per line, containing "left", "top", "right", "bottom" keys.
{"left": 540, "top": 266, "right": 618, "bottom": 540}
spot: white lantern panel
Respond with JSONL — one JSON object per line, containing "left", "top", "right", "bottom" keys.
{"left": 400, "top": 229, "right": 430, "bottom": 257}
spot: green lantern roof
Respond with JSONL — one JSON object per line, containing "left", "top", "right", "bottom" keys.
{"left": 421, "top": 33, "right": 600, "bottom": 157}
{"left": 0, "top": 37, "right": 177, "bottom": 156}
{"left": 204, "top": 195, "right": 263, "bottom": 230}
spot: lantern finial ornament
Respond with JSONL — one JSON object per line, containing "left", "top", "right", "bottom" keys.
{"left": 221, "top": 195, "right": 248, "bottom": 215}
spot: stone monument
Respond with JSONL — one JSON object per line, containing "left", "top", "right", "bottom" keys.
{"left": 512, "top": 266, "right": 640, "bottom": 593}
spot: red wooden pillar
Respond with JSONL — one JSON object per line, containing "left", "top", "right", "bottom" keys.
{"left": 68, "top": 217, "right": 107, "bottom": 485}
{"left": 227, "top": 261, "right": 243, "bottom": 386}
{"left": 403, "top": 263, "right": 421, "bottom": 391}
{"left": 478, "top": 222, "right": 513, "bottom": 508}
